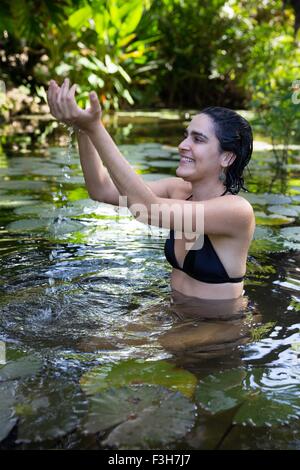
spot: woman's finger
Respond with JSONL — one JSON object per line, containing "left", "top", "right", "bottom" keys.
{"left": 47, "top": 82, "right": 55, "bottom": 116}
{"left": 89, "top": 91, "right": 101, "bottom": 116}
{"left": 66, "top": 84, "right": 79, "bottom": 118}
{"left": 48, "top": 81, "right": 60, "bottom": 118}
{"left": 56, "top": 79, "right": 67, "bottom": 113}
{"left": 52, "top": 82, "right": 63, "bottom": 119}
{"left": 67, "top": 83, "right": 77, "bottom": 109}
{"left": 61, "top": 78, "right": 70, "bottom": 102}
{"left": 68, "top": 83, "right": 77, "bottom": 99}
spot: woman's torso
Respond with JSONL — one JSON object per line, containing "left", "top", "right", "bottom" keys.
{"left": 166, "top": 181, "right": 254, "bottom": 300}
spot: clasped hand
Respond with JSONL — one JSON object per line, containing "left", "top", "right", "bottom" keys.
{"left": 47, "top": 78, "right": 102, "bottom": 133}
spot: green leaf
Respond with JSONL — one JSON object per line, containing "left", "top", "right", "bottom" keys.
{"left": 94, "top": 11, "right": 109, "bottom": 37}
{"left": 118, "top": 33, "right": 136, "bottom": 48}
{"left": 119, "top": 2, "right": 144, "bottom": 36}
{"left": 196, "top": 369, "right": 247, "bottom": 413}
{"left": 255, "top": 211, "right": 295, "bottom": 226}
{"left": 77, "top": 57, "right": 99, "bottom": 71}
{"left": 68, "top": 6, "right": 92, "bottom": 29}
{"left": 280, "top": 226, "right": 300, "bottom": 243}
{"left": 80, "top": 359, "right": 197, "bottom": 398}
{"left": 268, "top": 205, "right": 300, "bottom": 217}
{"left": 109, "top": 0, "right": 121, "bottom": 29}
{"left": 196, "top": 367, "right": 300, "bottom": 427}
{"left": 0, "top": 355, "right": 42, "bottom": 382}
{"left": 250, "top": 322, "right": 276, "bottom": 342}
{"left": 118, "top": 65, "right": 132, "bottom": 83}
{"left": 84, "top": 385, "right": 196, "bottom": 449}
{"left": 15, "top": 377, "right": 88, "bottom": 443}
{"left": 105, "top": 55, "right": 119, "bottom": 74}
{"left": 234, "top": 394, "right": 297, "bottom": 427}
{"left": 88, "top": 73, "right": 105, "bottom": 88}
{"left": 122, "top": 89, "right": 134, "bottom": 105}
{"left": 0, "top": 382, "right": 17, "bottom": 442}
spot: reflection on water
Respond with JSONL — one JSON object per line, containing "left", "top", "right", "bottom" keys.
{"left": 0, "top": 119, "right": 300, "bottom": 449}
{"left": 159, "top": 290, "right": 261, "bottom": 371}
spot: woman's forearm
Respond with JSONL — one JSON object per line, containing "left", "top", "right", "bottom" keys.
{"left": 76, "top": 130, "right": 114, "bottom": 200}
{"left": 86, "top": 123, "right": 157, "bottom": 209}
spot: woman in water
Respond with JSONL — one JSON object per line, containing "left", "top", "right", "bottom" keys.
{"left": 47, "top": 79, "right": 255, "bottom": 303}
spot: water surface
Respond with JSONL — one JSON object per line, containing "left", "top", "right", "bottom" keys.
{"left": 0, "top": 115, "right": 300, "bottom": 449}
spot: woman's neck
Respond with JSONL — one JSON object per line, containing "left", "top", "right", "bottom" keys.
{"left": 190, "top": 181, "right": 227, "bottom": 201}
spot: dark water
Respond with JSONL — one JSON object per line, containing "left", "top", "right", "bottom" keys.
{"left": 0, "top": 115, "right": 300, "bottom": 449}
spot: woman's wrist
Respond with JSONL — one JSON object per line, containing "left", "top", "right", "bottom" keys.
{"left": 85, "top": 119, "right": 105, "bottom": 138}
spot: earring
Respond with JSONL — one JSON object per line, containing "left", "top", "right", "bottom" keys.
{"left": 219, "top": 167, "right": 226, "bottom": 183}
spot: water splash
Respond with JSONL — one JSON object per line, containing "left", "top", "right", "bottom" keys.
{"left": 47, "top": 126, "right": 75, "bottom": 298}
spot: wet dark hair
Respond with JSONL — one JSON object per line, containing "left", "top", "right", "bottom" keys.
{"left": 200, "top": 106, "right": 253, "bottom": 194}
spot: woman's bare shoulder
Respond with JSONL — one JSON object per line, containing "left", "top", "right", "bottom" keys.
{"left": 167, "top": 178, "right": 192, "bottom": 199}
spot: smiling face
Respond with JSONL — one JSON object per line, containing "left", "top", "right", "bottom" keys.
{"left": 176, "top": 113, "right": 226, "bottom": 183}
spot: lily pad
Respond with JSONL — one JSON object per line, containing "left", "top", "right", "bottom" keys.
{"left": 147, "top": 160, "right": 178, "bottom": 168}
{"left": 243, "top": 193, "right": 292, "bottom": 206}
{"left": 0, "top": 382, "right": 18, "bottom": 442}
{"left": 233, "top": 394, "right": 298, "bottom": 427}
{"left": 80, "top": 359, "right": 197, "bottom": 398}
{"left": 242, "top": 194, "right": 268, "bottom": 205}
{"left": 195, "top": 369, "right": 247, "bottom": 414}
{"left": 0, "top": 180, "right": 48, "bottom": 191}
{"left": 0, "top": 354, "right": 42, "bottom": 382}
{"left": 143, "top": 149, "right": 172, "bottom": 158}
{"left": 6, "top": 218, "right": 51, "bottom": 232}
{"left": 268, "top": 205, "right": 300, "bottom": 217}
{"left": 84, "top": 385, "right": 196, "bottom": 449}
{"left": 14, "top": 203, "right": 56, "bottom": 216}
{"left": 48, "top": 218, "right": 84, "bottom": 236}
{"left": 0, "top": 198, "right": 36, "bottom": 209}
{"left": 196, "top": 367, "right": 300, "bottom": 427}
{"left": 15, "top": 377, "right": 88, "bottom": 443}
{"left": 279, "top": 227, "right": 300, "bottom": 250}
{"left": 255, "top": 211, "right": 295, "bottom": 226}
{"left": 279, "top": 226, "right": 300, "bottom": 243}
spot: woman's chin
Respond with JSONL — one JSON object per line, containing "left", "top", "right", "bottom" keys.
{"left": 176, "top": 165, "right": 193, "bottom": 179}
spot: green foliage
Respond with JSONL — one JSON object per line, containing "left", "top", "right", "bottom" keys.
{"left": 61, "top": 0, "right": 159, "bottom": 110}
{"left": 242, "top": 1, "right": 300, "bottom": 186}
{"left": 250, "top": 321, "right": 276, "bottom": 342}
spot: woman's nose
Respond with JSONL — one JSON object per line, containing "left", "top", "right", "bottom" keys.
{"left": 178, "top": 137, "right": 190, "bottom": 151}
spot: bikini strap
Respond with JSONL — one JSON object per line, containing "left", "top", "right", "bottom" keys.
{"left": 187, "top": 191, "right": 229, "bottom": 200}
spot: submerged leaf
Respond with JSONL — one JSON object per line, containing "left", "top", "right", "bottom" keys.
{"left": 234, "top": 394, "right": 297, "bottom": 427}
{"left": 80, "top": 359, "right": 197, "bottom": 398}
{"left": 84, "top": 385, "right": 196, "bottom": 449}
{"left": 196, "top": 368, "right": 247, "bottom": 413}
{"left": 0, "top": 355, "right": 42, "bottom": 382}
{"left": 195, "top": 367, "right": 300, "bottom": 427}
{"left": 0, "top": 382, "right": 18, "bottom": 442}
{"left": 15, "top": 377, "right": 88, "bottom": 443}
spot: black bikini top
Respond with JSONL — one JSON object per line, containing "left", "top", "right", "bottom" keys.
{"left": 164, "top": 194, "right": 245, "bottom": 284}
